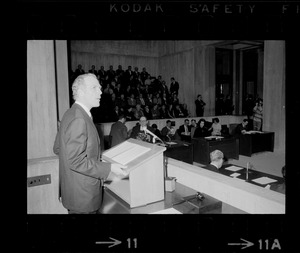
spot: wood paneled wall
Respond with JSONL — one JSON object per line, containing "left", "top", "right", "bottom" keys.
{"left": 263, "top": 41, "right": 285, "bottom": 152}
{"left": 27, "top": 40, "right": 58, "bottom": 159}
{"left": 71, "top": 40, "right": 160, "bottom": 77}
{"left": 27, "top": 157, "right": 67, "bottom": 214}
{"left": 55, "top": 40, "right": 70, "bottom": 121}
{"left": 159, "top": 49, "right": 195, "bottom": 115}
{"left": 71, "top": 40, "right": 217, "bottom": 117}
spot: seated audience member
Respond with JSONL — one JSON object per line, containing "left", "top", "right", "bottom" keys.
{"left": 209, "top": 117, "right": 222, "bottom": 136}
{"left": 167, "top": 104, "right": 175, "bottom": 118}
{"left": 151, "top": 104, "right": 161, "bottom": 119}
{"left": 182, "top": 103, "right": 190, "bottom": 117}
{"left": 155, "top": 93, "right": 162, "bottom": 106}
{"left": 171, "top": 93, "right": 180, "bottom": 106}
{"left": 174, "top": 104, "right": 185, "bottom": 118}
{"left": 161, "top": 92, "right": 169, "bottom": 106}
{"left": 151, "top": 124, "right": 163, "bottom": 140}
{"left": 136, "top": 93, "right": 146, "bottom": 107}
{"left": 161, "top": 120, "right": 176, "bottom": 141}
{"left": 270, "top": 166, "right": 286, "bottom": 194}
{"left": 178, "top": 119, "right": 191, "bottom": 142}
{"left": 133, "top": 104, "right": 144, "bottom": 120}
{"left": 125, "top": 106, "right": 135, "bottom": 121}
{"left": 145, "top": 93, "right": 153, "bottom": 108}
{"left": 159, "top": 104, "right": 168, "bottom": 119}
{"left": 190, "top": 119, "right": 197, "bottom": 138}
{"left": 116, "top": 93, "right": 127, "bottom": 109}
{"left": 109, "top": 114, "right": 128, "bottom": 148}
{"left": 111, "top": 105, "right": 123, "bottom": 122}
{"left": 143, "top": 105, "right": 152, "bottom": 120}
{"left": 194, "top": 119, "right": 209, "bottom": 138}
{"left": 205, "top": 150, "right": 224, "bottom": 173}
{"left": 130, "top": 116, "right": 156, "bottom": 143}
{"left": 235, "top": 119, "right": 249, "bottom": 135}
{"left": 127, "top": 93, "right": 137, "bottom": 108}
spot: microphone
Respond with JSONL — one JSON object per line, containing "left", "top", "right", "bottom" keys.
{"left": 144, "top": 128, "right": 165, "bottom": 145}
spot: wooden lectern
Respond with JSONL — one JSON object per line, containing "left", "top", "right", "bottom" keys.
{"left": 102, "top": 138, "right": 166, "bottom": 208}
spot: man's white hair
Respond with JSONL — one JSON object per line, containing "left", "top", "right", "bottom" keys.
{"left": 72, "top": 73, "right": 97, "bottom": 100}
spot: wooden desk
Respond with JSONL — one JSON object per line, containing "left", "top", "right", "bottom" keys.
{"left": 99, "top": 181, "right": 222, "bottom": 214}
{"left": 164, "top": 140, "right": 193, "bottom": 164}
{"left": 238, "top": 131, "right": 275, "bottom": 156}
{"left": 192, "top": 136, "right": 239, "bottom": 164}
{"left": 212, "top": 164, "right": 284, "bottom": 189}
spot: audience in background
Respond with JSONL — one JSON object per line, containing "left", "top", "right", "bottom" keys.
{"left": 71, "top": 64, "right": 244, "bottom": 124}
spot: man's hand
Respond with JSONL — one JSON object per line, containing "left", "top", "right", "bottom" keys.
{"left": 106, "top": 163, "right": 129, "bottom": 182}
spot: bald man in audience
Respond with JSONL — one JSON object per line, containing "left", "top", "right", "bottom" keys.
{"left": 204, "top": 150, "right": 225, "bottom": 173}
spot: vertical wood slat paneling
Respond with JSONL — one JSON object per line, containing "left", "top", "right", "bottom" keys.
{"left": 263, "top": 41, "right": 285, "bottom": 152}
{"left": 27, "top": 40, "right": 58, "bottom": 159}
{"left": 158, "top": 49, "right": 195, "bottom": 116}
{"left": 55, "top": 40, "right": 70, "bottom": 120}
{"left": 194, "top": 46, "right": 215, "bottom": 116}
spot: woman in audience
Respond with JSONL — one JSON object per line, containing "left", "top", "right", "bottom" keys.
{"left": 208, "top": 117, "right": 222, "bottom": 136}
{"left": 194, "top": 119, "right": 209, "bottom": 138}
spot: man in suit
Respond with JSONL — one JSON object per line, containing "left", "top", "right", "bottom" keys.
{"left": 205, "top": 150, "right": 224, "bottom": 173}
{"left": 109, "top": 114, "right": 128, "bottom": 148}
{"left": 234, "top": 119, "right": 249, "bottom": 135}
{"left": 130, "top": 116, "right": 156, "bottom": 143}
{"left": 169, "top": 77, "right": 179, "bottom": 95}
{"left": 53, "top": 73, "right": 128, "bottom": 214}
{"left": 178, "top": 119, "right": 191, "bottom": 142}
{"left": 161, "top": 120, "right": 176, "bottom": 141}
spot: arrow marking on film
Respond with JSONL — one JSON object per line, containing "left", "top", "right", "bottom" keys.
{"left": 228, "top": 238, "right": 254, "bottom": 249}
{"left": 95, "top": 237, "right": 122, "bottom": 248}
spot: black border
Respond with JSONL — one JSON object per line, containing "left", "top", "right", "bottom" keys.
{"left": 22, "top": 1, "right": 300, "bottom": 252}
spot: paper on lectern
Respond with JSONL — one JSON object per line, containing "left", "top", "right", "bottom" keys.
{"left": 104, "top": 141, "right": 151, "bottom": 166}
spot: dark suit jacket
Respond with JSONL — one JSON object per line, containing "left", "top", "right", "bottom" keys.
{"left": 178, "top": 124, "right": 191, "bottom": 136}
{"left": 53, "top": 103, "right": 111, "bottom": 213}
{"left": 204, "top": 164, "right": 219, "bottom": 173}
{"left": 109, "top": 120, "right": 128, "bottom": 147}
